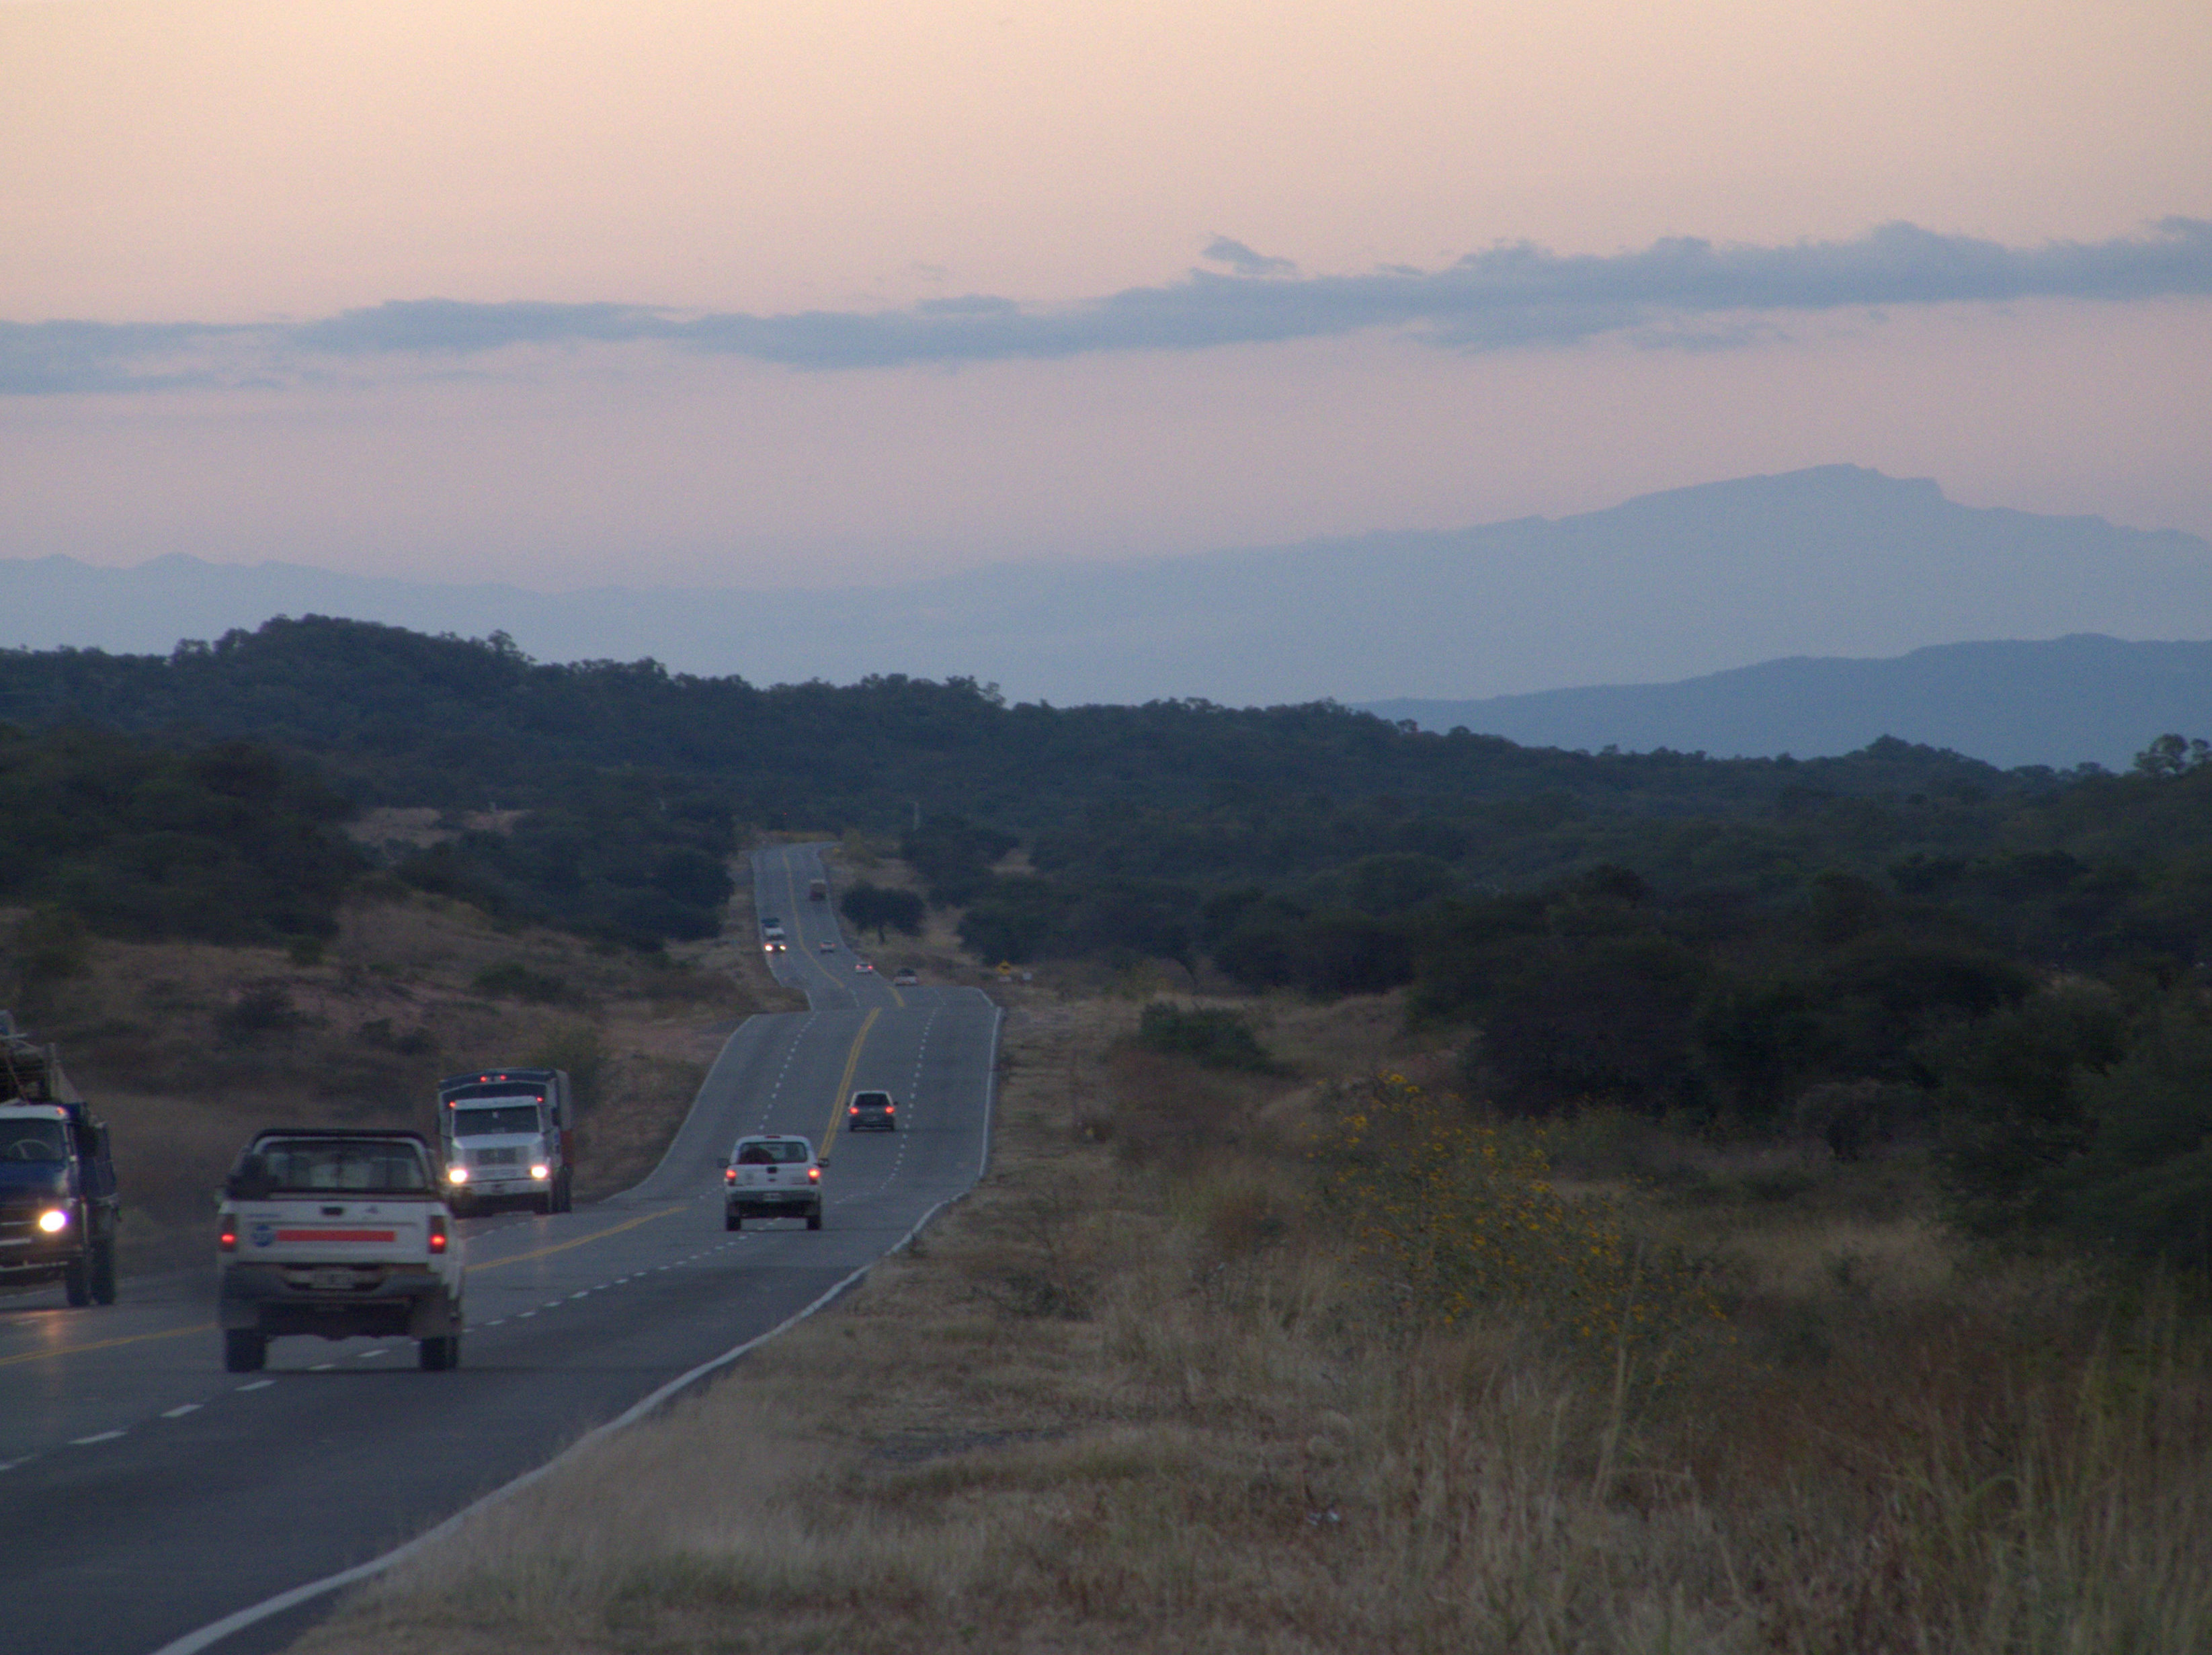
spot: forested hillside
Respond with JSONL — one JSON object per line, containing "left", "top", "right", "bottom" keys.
{"left": 5, "top": 616, "right": 2210, "bottom": 1267}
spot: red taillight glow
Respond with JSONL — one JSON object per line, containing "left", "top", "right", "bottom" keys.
{"left": 849, "top": 1105, "right": 859, "bottom": 1114}
{"left": 218, "top": 1220, "right": 237, "bottom": 1253}
{"left": 808, "top": 1167, "right": 821, "bottom": 1182}
{"left": 427, "top": 1216, "right": 449, "bottom": 1255}
{"left": 884, "top": 1103, "right": 895, "bottom": 1113}
{"left": 724, "top": 1167, "right": 736, "bottom": 1185}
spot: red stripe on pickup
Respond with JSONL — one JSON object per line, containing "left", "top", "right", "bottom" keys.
{"left": 274, "top": 1229, "right": 398, "bottom": 1242}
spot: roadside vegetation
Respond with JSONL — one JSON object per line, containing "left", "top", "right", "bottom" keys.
{"left": 292, "top": 986, "right": 2212, "bottom": 1654}
{"left": 3, "top": 886, "right": 778, "bottom": 1273}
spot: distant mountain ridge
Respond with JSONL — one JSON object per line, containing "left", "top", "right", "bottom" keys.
{"left": 3, "top": 466, "right": 2207, "bottom": 721}
{"left": 1362, "top": 636, "right": 2212, "bottom": 770}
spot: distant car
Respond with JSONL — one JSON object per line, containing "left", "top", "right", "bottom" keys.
{"left": 854, "top": 960, "right": 874, "bottom": 973}
{"left": 891, "top": 968, "right": 917, "bottom": 987}
{"left": 723, "top": 1134, "right": 821, "bottom": 1231}
{"left": 819, "top": 938, "right": 837, "bottom": 952}
{"left": 847, "top": 1090, "right": 897, "bottom": 1132}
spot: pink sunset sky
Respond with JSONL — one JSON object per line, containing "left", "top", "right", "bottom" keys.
{"left": 4, "top": 0, "right": 2209, "bottom": 589}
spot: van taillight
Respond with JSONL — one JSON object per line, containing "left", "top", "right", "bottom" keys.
{"left": 427, "top": 1216, "right": 449, "bottom": 1255}
{"left": 218, "top": 1220, "right": 237, "bottom": 1253}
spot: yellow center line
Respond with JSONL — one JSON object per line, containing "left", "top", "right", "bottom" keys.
{"left": 0, "top": 1319, "right": 215, "bottom": 1369}
{"left": 817, "top": 1007, "right": 879, "bottom": 1164}
{"left": 468, "top": 1205, "right": 684, "bottom": 1271}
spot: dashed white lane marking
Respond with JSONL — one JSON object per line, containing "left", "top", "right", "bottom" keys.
{"left": 358, "top": 1349, "right": 387, "bottom": 1359}
{"left": 237, "top": 1380, "right": 274, "bottom": 1392}
{"left": 310, "top": 1362, "right": 335, "bottom": 1371}
{"left": 0, "top": 1457, "right": 25, "bottom": 1472}
{"left": 161, "top": 1403, "right": 202, "bottom": 1418}
{"left": 518, "top": 1311, "right": 536, "bottom": 1318}
{"left": 71, "top": 1430, "right": 125, "bottom": 1445}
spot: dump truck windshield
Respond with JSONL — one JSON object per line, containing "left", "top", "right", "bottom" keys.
{"left": 1, "top": 1120, "right": 67, "bottom": 1162}
{"left": 452, "top": 1105, "right": 541, "bottom": 1138}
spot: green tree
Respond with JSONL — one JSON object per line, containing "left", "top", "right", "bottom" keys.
{"left": 839, "top": 881, "right": 926, "bottom": 943}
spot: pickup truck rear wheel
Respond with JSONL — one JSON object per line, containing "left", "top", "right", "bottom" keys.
{"left": 89, "top": 1240, "right": 118, "bottom": 1305}
{"left": 726, "top": 1211, "right": 742, "bottom": 1231}
{"left": 224, "top": 1330, "right": 267, "bottom": 1372}
{"left": 62, "top": 1256, "right": 91, "bottom": 1307}
{"left": 807, "top": 1207, "right": 823, "bottom": 1231}
{"left": 419, "top": 1334, "right": 460, "bottom": 1371}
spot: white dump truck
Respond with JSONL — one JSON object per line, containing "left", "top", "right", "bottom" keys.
{"left": 216, "top": 1128, "right": 464, "bottom": 1371}
{"left": 437, "top": 1068, "right": 575, "bottom": 1216}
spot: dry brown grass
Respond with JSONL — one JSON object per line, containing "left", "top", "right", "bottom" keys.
{"left": 288, "top": 990, "right": 2212, "bottom": 1655}
{"left": 12, "top": 888, "right": 771, "bottom": 1271}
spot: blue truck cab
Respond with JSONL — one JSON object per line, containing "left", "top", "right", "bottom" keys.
{"left": 0, "top": 1016, "right": 120, "bottom": 1307}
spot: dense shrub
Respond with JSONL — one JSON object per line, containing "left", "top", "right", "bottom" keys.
{"left": 1133, "top": 1003, "right": 1283, "bottom": 1073}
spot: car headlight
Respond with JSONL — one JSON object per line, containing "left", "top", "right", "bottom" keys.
{"left": 530, "top": 1164, "right": 550, "bottom": 1181}
{"left": 446, "top": 1165, "right": 469, "bottom": 1185}
{"left": 36, "top": 1207, "right": 68, "bottom": 1234}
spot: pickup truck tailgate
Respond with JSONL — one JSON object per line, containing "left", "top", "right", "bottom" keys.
{"left": 235, "top": 1201, "right": 426, "bottom": 1262}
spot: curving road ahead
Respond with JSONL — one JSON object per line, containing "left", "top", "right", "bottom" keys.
{"left": 0, "top": 842, "right": 997, "bottom": 1655}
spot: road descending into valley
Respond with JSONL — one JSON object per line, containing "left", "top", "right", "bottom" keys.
{"left": 0, "top": 843, "right": 999, "bottom": 1655}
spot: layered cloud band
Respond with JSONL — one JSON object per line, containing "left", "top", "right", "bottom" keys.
{"left": 7, "top": 218, "right": 2209, "bottom": 393}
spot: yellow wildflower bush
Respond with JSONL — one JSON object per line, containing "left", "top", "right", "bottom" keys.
{"left": 1317, "top": 1073, "right": 1723, "bottom": 1373}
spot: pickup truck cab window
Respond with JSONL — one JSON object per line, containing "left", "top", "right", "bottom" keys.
{"left": 251, "top": 1140, "right": 431, "bottom": 1194}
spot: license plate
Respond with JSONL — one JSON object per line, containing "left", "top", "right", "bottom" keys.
{"left": 311, "top": 1268, "right": 355, "bottom": 1291}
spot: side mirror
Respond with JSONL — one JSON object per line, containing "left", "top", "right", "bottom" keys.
{"left": 224, "top": 1156, "right": 273, "bottom": 1201}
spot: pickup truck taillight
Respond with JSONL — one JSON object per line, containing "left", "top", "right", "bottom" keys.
{"left": 427, "top": 1215, "right": 449, "bottom": 1255}
{"left": 218, "top": 1218, "right": 237, "bottom": 1253}
{"left": 808, "top": 1166, "right": 821, "bottom": 1183}
{"left": 724, "top": 1166, "right": 737, "bottom": 1185}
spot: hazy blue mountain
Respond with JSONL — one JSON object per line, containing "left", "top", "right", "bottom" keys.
{"left": 3, "top": 466, "right": 2207, "bottom": 712}
{"left": 1362, "top": 636, "right": 2212, "bottom": 770}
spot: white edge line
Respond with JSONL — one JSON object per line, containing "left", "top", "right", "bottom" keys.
{"left": 153, "top": 854, "right": 1009, "bottom": 1655}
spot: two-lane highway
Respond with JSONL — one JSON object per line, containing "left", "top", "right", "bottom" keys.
{"left": 0, "top": 842, "right": 997, "bottom": 1655}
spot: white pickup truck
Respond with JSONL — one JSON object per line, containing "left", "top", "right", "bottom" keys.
{"left": 724, "top": 1134, "right": 822, "bottom": 1230}
{"left": 216, "top": 1130, "right": 464, "bottom": 1372}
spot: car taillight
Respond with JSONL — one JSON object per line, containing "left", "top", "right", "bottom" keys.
{"left": 218, "top": 1218, "right": 237, "bottom": 1253}
{"left": 427, "top": 1216, "right": 449, "bottom": 1255}
{"left": 808, "top": 1166, "right": 821, "bottom": 1182}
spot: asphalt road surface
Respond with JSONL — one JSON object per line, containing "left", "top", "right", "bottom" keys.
{"left": 0, "top": 842, "right": 999, "bottom": 1655}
